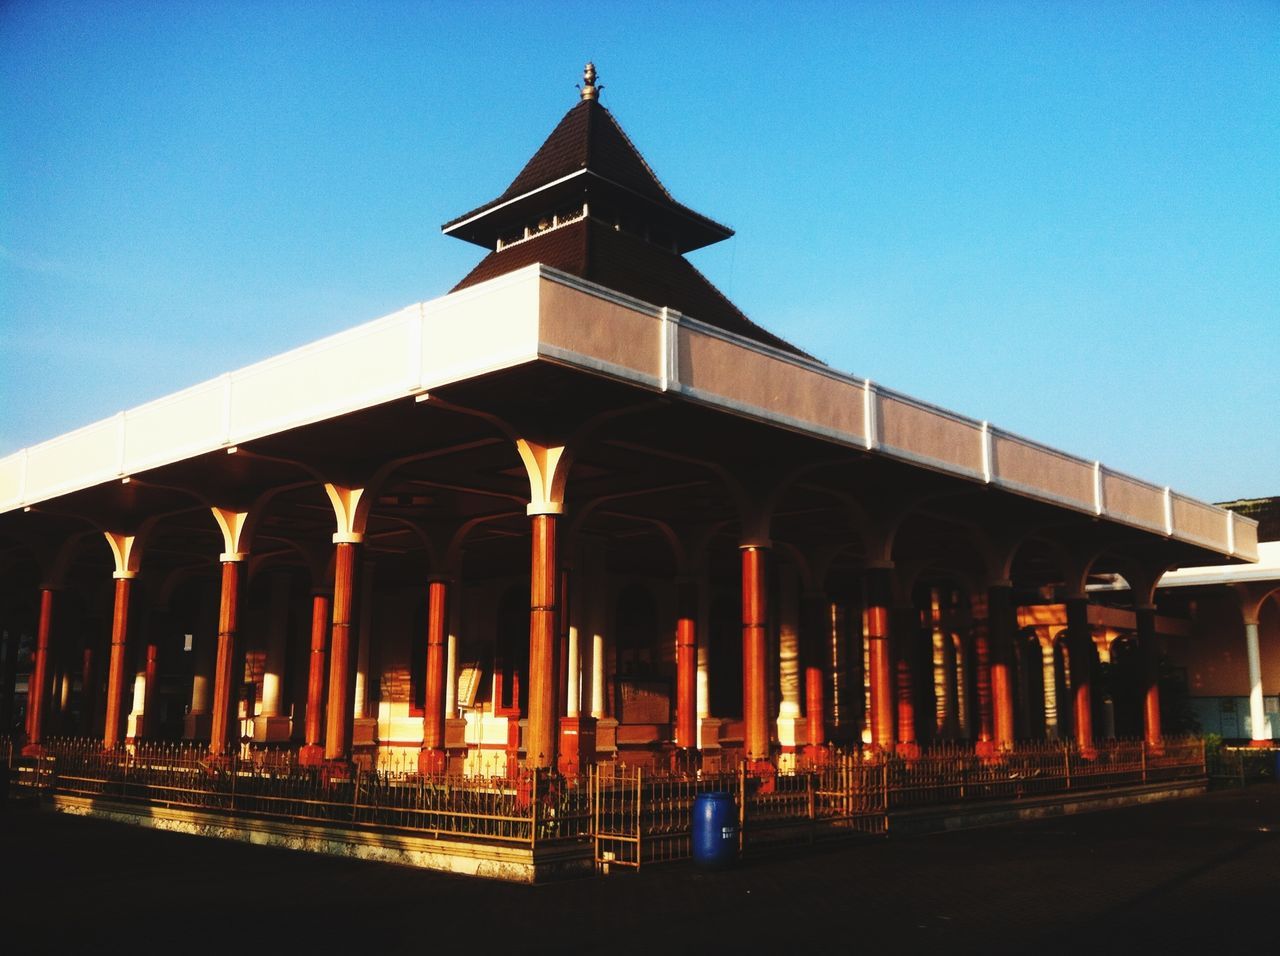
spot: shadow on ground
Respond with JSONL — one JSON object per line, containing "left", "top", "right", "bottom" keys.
{"left": 3, "top": 787, "right": 1278, "bottom": 954}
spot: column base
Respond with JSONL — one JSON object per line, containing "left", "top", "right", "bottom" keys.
{"left": 353, "top": 716, "right": 378, "bottom": 747}
{"left": 974, "top": 739, "right": 998, "bottom": 757}
{"left": 696, "top": 717, "right": 724, "bottom": 772}
{"left": 557, "top": 716, "right": 597, "bottom": 776}
{"left": 444, "top": 717, "right": 468, "bottom": 750}
{"left": 253, "top": 715, "right": 293, "bottom": 743}
{"left": 444, "top": 718, "right": 469, "bottom": 775}
{"left": 297, "top": 744, "right": 325, "bottom": 767}
{"left": 1248, "top": 739, "right": 1275, "bottom": 748}
{"left": 697, "top": 716, "right": 723, "bottom": 751}
{"left": 321, "top": 759, "right": 355, "bottom": 782}
{"left": 594, "top": 716, "right": 618, "bottom": 758}
{"left": 20, "top": 743, "right": 45, "bottom": 758}
{"left": 895, "top": 741, "right": 921, "bottom": 759}
{"left": 126, "top": 711, "right": 147, "bottom": 740}
{"left": 745, "top": 757, "right": 776, "bottom": 794}
{"left": 1146, "top": 739, "right": 1165, "bottom": 757}
{"left": 508, "top": 718, "right": 524, "bottom": 778}
{"left": 183, "top": 712, "right": 212, "bottom": 741}
{"left": 801, "top": 744, "right": 829, "bottom": 766}
{"left": 418, "top": 747, "right": 447, "bottom": 775}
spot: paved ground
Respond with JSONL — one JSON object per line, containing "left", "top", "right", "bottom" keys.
{"left": 3, "top": 787, "right": 1278, "bottom": 954}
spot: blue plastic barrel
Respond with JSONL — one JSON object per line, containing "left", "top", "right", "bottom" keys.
{"left": 691, "top": 791, "right": 738, "bottom": 868}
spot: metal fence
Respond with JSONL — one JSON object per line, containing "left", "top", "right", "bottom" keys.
{"left": 9, "top": 737, "right": 588, "bottom": 848}
{"left": 883, "top": 737, "right": 1205, "bottom": 807}
{"left": 1206, "top": 745, "right": 1278, "bottom": 788}
{"left": 588, "top": 737, "right": 1205, "bottom": 870}
{"left": 590, "top": 765, "right": 739, "bottom": 868}
{"left": 2, "top": 735, "right": 1205, "bottom": 871}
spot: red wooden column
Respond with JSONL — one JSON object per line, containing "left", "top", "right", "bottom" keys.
{"left": 892, "top": 604, "right": 920, "bottom": 756}
{"left": 419, "top": 577, "right": 449, "bottom": 774}
{"left": 864, "top": 567, "right": 895, "bottom": 751}
{"left": 970, "top": 591, "right": 995, "bottom": 755}
{"left": 1066, "top": 596, "right": 1095, "bottom": 754}
{"left": 323, "top": 541, "right": 362, "bottom": 766}
{"left": 1136, "top": 604, "right": 1163, "bottom": 751}
{"left": 675, "top": 578, "right": 698, "bottom": 752}
{"left": 22, "top": 588, "right": 56, "bottom": 756}
{"left": 298, "top": 590, "right": 331, "bottom": 766}
{"left": 988, "top": 583, "right": 1016, "bottom": 751}
{"left": 800, "top": 591, "right": 828, "bottom": 762}
{"left": 103, "top": 576, "right": 134, "bottom": 750}
{"left": 741, "top": 545, "right": 771, "bottom": 765}
{"left": 141, "top": 638, "right": 159, "bottom": 739}
{"left": 526, "top": 513, "right": 559, "bottom": 770}
{"left": 208, "top": 559, "right": 243, "bottom": 758}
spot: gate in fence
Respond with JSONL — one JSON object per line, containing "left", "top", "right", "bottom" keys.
{"left": 588, "top": 757, "right": 889, "bottom": 870}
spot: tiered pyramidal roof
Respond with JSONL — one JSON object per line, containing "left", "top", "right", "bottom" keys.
{"left": 443, "top": 64, "right": 804, "bottom": 356}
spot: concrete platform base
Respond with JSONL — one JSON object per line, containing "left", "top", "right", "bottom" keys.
{"left": 886, "top": 778, "right": 1207, "bottom": 835}
{"left": 49, "top": 794, "right": 591, "bottom": 884}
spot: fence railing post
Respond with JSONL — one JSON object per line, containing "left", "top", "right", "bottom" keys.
{"left": 634, "top": 767, "right": 643, "bottom": 866}
{"left": 1064, "top": 744, "right": 1071, "bottom": 791}
{"left": 531, "top": 768, "right": 540, "bottom": 849}
{"left": 1140, "top": 740, "right": 1147, "bottom": 784}
{"left": 587, "top": 764, "right": 596, "bottom": 859}
{"left": 807, "top": 771, "right": 816, "bottom": 844}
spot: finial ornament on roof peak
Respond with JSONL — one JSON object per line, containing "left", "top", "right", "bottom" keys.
{"left": 579, "top": 62, "right": 601, "bottom": 101}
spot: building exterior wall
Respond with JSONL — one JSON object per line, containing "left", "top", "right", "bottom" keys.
{"left": 1163, "top": 592, "right": 1280, "bottom": 738}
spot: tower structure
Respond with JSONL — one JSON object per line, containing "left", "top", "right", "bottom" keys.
{"left": 444, "top": 64, "right": 802, "bottom": 355}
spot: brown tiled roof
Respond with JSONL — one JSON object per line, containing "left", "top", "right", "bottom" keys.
{"left": 452, "top": 219, "right": 809, "bottom": 358}
{"left": 443, "top": 99, "right": 730, "bottom": 239}
{"left": 502, "top": 99, "right": 671, "bottom": 203}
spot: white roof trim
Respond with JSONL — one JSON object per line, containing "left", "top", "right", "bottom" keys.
{"left": 1159, "top": 541, "right": 1280, "bottom": 588}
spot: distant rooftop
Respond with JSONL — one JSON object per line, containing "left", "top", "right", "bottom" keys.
{"left": 1218, "top": 497, "right": 1280, "bottom": 543}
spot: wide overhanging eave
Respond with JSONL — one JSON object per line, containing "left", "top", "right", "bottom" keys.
{"left": 441, "top": 171, "right": 734, "bottom": 253}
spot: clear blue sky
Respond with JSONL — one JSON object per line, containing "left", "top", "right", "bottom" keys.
{"left": 2, "top": 1, "right": 1276, "bottom": 503}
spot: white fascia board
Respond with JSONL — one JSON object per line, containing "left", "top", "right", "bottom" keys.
{"left": 442, "top": 170, "right": 590, "bottom": 236}
{"left": 0, "top": 262, "right": 1247, "bottom": 565}
{"left": 532, "top": 270, "right": 1240, "bottom": 558}
{"left": 1158, "top": 541, "right": 1280, "bottom": 589}
{"left": 0, "top": 270, "right": 547, "bottom": 514}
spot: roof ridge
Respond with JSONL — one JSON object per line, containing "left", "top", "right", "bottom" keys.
{"left": 582, "top": 97, "right": 595, "bottom": 173}
{"left": 595, "top": 103, "right": 675, "bottom": 203}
